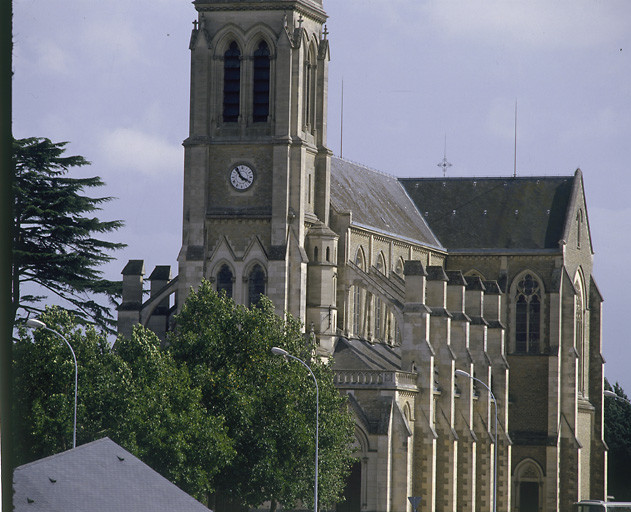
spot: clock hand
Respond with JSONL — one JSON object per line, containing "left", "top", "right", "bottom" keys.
{"left": 236, "top": 169, "right": 246, "bottom": 180}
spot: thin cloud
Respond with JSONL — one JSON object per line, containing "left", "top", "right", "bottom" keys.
{"left": 100, "top": 127, "right": 182, "bottom": 176}
{"left": 424, "top": 0, "right": 629, "bottom": 49}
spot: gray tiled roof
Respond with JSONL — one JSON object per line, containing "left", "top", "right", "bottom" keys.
{"left": 13, "top": 438, "right": 209, "bottom": 512}
{"left": 400, "top": 175, "right": 576, "bottom": 251}
{"left": 332, "top": 337, "right": 401, "bottom": 371}
{"left": 330, "top": 157, "right": 443, "bottom": 249}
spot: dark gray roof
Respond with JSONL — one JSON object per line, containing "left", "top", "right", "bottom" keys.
{"left": 13, "top": 437, "right": 209, "bottom": 512}
{"left": 400, "top": 174, "right": 576, "bottom": 251}
{"left": 332, "top": 337, "right": 401, "bottom": 371}
{"left": 330, "top": 157, "right": 442, "bottom": 249}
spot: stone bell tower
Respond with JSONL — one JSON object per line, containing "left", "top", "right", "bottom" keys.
{"left": 178, "top": 0, "right": 334, "bottom": 334}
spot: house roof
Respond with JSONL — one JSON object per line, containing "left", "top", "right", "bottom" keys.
{"left": 330, "top": 157, "right": 443, "bottom": 249}
{"left": 12, "top": 438, "right": 209, "bottom": 512}
{"left": 399, "top": 174, "right": 577, "bottom": 251}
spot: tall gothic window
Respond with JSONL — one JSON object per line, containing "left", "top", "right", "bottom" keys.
{"left": 576, "top": 210, "right": 583, "bottom": 249}
{"left": 515, "top": 273, "right": 542, "bottom": 354}
{"left": 223, "top": 42, "right": 241, "bottom": 123}
{"left": 248, "top": 264, "right": 266, "bottom": 307}
{"left": 252, "top": 41, "right": 270, "bottom": 122}
{"left": 353, "top": 286, "right": 361, "bottom": 336}
{"left": 303, "top": 46, "right": 315, "bottom": 128}
{"left": 576, "top": 286, "right": 586, "bottom": 395}
{"left": 216, "top": 264, "right": 234, "bottom": 298}
{"left": 375, "top": 296, "right": 382, "bottom": 339}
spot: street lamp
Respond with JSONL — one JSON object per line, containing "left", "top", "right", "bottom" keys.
{"left": 604, "top": 389, "right": 631, "bottom": 405}
{"left": 26, "top": 318, "right": 78, "bottom": 449}
{"left": 455, "top": 369, "right": 497, "bottom": 512}
{"left": 271, "top": 347, "right": 319, "bottom": 512}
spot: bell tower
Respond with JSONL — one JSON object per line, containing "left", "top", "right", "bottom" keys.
{"left": 178, "top": 0, "right": 332, "bottom": 326}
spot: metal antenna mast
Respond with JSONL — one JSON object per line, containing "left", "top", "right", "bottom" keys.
{"left": 437, "top": 134, "right": 452, "bottom": 177}
{"left": 340, "top": 79, "right": 344, "bottom": 158}
{"left": 514, "top": 100, "right": 517, "bottom": 178}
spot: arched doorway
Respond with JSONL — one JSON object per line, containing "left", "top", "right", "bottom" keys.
{"left": 513, "top": 458, "right": 544, "bottom": 512}
{"left": 338, "top": 460, "right": 361, "bottom": 512}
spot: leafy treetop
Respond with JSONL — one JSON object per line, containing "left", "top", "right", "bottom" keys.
{"left": 169, "top": 282, "right": 356, "bottom": 511}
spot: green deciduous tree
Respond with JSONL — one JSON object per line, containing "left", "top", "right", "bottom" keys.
{"left": 12, "top": 137, "right": 125, "bottom": 332}
{"left": 169, "top": 282, "right": 356, "bottom": 512}
{"left": 604, "top": 379, "right": 631, "bottom": 501}
{"left": 13, "top": 307, "right": 234, "bottom": 501}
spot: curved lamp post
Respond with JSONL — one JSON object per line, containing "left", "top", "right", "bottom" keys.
{"left": 604, "top": 389, "right": 631, "bottom": 405}
{"left": 271, "top": 347, "right": 319, "bottom": 512}
{"left": 26, "top": 318, "right": 78, "bottom": 449}
{"left": 456, "top": 369, "right": 497, "bottom": 512}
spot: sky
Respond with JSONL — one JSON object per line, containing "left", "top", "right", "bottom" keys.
{"left": 12, "top": 0, "right": 631, "bottom": 392}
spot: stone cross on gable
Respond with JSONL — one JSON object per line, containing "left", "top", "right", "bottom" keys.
{"left": 322, "top": 25, "right": 329, "bottom": 40}
{"left": 192, "top": 19, "right": 199, "bottom": 30}
{"left": 298, "top": 15, "right": 304, "bottom": 29}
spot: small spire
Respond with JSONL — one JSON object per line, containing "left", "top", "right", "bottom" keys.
{"left": 437, "top": 134, "right": 452, "bottom": 177}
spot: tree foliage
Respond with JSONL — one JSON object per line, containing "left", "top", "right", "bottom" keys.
{"left": 169, "top": 282, "right": 356, "bottom": 511}
{"left": 13, "top": 307, "right": 234, "bottom": 500}
{"left": 604, "top": 378, "right": 631, "bottom": 501}
{"left": 12, "top": 137, "right": 125, "bottom": 332}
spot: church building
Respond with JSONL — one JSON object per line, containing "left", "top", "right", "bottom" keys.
{"left": 117, "top": 1, "right": 607, "bottom": 511}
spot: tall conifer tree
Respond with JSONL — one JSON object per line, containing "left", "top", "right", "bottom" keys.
{"left": 12, "top": 137, "right": 125, "bottom": 332}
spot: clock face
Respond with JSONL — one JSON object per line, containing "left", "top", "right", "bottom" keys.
{"left": 229, "top": 165, "right": 254, "bottom": 190}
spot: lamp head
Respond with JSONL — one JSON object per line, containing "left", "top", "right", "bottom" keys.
{"left": 604, "top": 390, "right": 618, "bottom": 398}
{"left": 271, "top": 347, "right": 289, "bottom": 357}
{"left": 26, "top": 318, "right": 47, "bottom": 330}
{"left": 455, "top": 369, "right": 471, "bottom": 378}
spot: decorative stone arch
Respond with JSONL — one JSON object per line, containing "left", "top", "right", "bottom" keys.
{"left": 243, "top": 25, "right": 277, "bottom": 57}
{"left": 212, "top": 25, "right": 247, "bottom": 57}
{"left": 394, "top": 256, "right": 405, "bottom": 276}
{"left": 464, "top": 269, "right": 486, "bottom": 281}
{"left": 509, "top": 270, "right": 545, "bottom": 354}
{"left": 139, "top": 277, "right": 179, "bottom": 328}
{"left": 513, "top": 458, "right": 544, "bottom": 512}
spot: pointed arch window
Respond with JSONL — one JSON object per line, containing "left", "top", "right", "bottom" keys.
{"left": 515, "top": 273, "right": 541, "bottom": 354}
{"left": 354, "top": 248, "right": 366, "bottom": 271}
{"left": 376, "top": 252, "right": 386, "bottom": 274}
{"left": 576, "top": 210, "right": 583, "bottom": 249}
{"left": 303, "top": 46, "right": 316, "bottom": 128}
{"left": 375, "top": 296, "right": 382, "bottom": 339}
{"left": 353, "top": 285, "right": 361, "bottom": 336}
{"left": 248, "top": 264, "right": 266, "bottom": 307}
{"left": 575, "top": 283, "right": 587, "bottom": 395}
{"left": 253, "top": 41, "right": 270, "bottom": 122}
{"left": 216, "top": 264, "right": 234, "bottom": 298}
{"left": 223, "top": 42, "right": 241, "bottom": 123}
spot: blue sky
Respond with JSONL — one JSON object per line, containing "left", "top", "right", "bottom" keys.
{"left": 13, "top": 0, "right": 631, "bottom": 392}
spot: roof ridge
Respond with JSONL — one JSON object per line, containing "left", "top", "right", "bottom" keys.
{"left": 399, "top": 174, "right": 573, "bottom": 181}
{"left": 332, "top": 155, "right": 398, "bottom": 179}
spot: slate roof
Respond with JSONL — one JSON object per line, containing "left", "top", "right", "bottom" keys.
{"left": 332, "top": 337, "right": 401, "bottom": 371}
{"left": 330, "top": 157, "right": 443, "bottom": 249}
{"left": 12, "top": 437, "right": 209, "bottom": 512}
{"left": 399, "top": 174, "right": 577, "bottom": 251}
